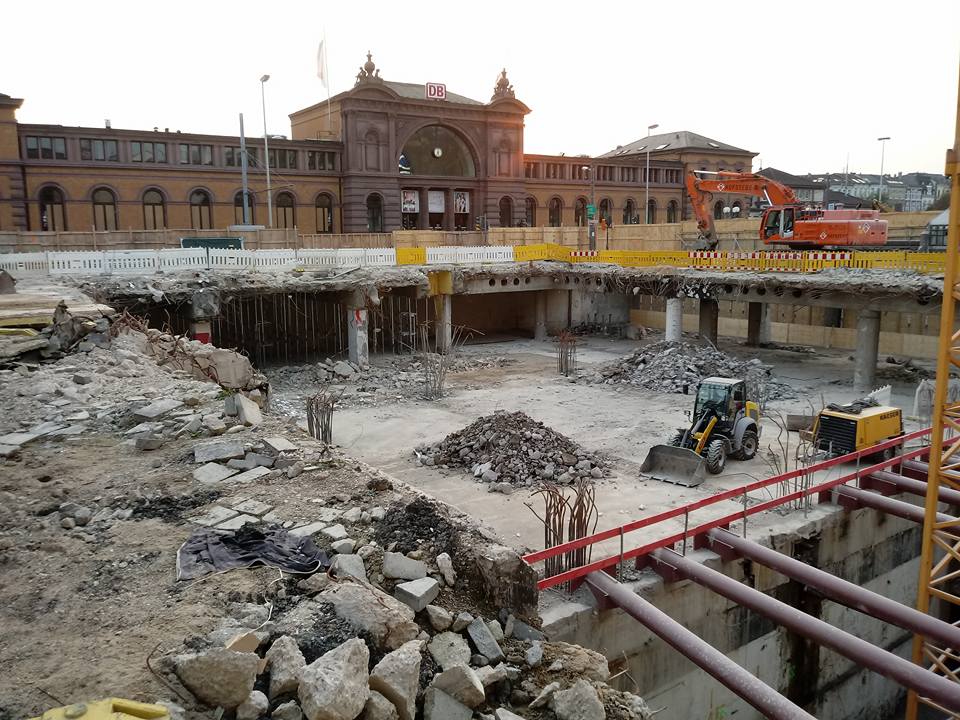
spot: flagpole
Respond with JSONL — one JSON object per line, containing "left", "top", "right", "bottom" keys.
{"left": 324, "top": 33, "right": 331, "bottom": 134}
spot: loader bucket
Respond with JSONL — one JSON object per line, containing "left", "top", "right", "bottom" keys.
{"left": 639, "top": 445, "right": 708, "bottom": 487}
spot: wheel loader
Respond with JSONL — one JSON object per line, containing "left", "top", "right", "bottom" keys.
{"left": 640, "top": 377, "right": 761, "bottom": 487}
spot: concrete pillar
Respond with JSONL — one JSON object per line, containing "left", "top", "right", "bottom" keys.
{"left": 665, "top": 297, "right": 683, "bottom": 342}
{"left": 698, "top": 298, "right": 719, "bottom": 346}
{"left": 347, "top": 306, "right": 369, "bottom": 368}
{"left": 535, "top": 290, "right": 548, "bottom": 341}
{"left": 746, "top": 302, "right": 771, "bottom": 347}
{"left": 418, "top": 188, "right": 429, "bottom": 230}
{"left": 435, "top": 294, "right": 452, "bottom": 353}
{"left": 854, "top": 309, "right": 881, "bottom": 392}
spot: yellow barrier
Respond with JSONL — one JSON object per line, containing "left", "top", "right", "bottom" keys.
{"left": 514, "top": 243, "right": 570, "bottom": 261}
{"left": 396, "top": 247, "right": 426, "bottom": 265}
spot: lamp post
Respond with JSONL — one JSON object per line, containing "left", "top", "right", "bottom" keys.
{"left": 582, "top": 164, "right": 596, "bottom": 250}
{"left": 877, "top": 136, "right": 890, "bottom": 204}
{"left": 645, "top": 123, "right": 658, "bottom": 223}
{"left": 260, "top": 74, "right": 273, "bottom": 227}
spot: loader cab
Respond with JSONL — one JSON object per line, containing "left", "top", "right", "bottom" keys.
{"left": 694, "top": 378, "right": 744, "bottom": 425}
{"left": 761, "top": 206, "right": 795, "bottom": 242}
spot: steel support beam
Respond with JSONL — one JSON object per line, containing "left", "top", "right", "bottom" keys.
{"left": 835, "top": 485, "right": 954, "bottom": 525}
{"left": 868, "top": 469, "right": 960, "bottom": 506}
{"left": 649, "top": 548, "right": 960, "bottom": 712}
{"left": 706, "top": 528, "right": 960, "bottom": 651}
{"left": 584, "top": 571, "right": 816, "bottom": 720}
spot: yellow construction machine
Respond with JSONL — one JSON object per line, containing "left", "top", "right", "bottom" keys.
{"left": 805, "top": 398, "right": 903, "bottom": 459}
{"left": 641, "top": 377, "right": 761, "bottom": 487}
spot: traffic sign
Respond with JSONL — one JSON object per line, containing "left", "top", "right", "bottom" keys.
{"left": 586, "top": 204, "right": 596, "bottom": 219}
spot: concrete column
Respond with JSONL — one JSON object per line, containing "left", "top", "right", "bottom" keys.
{"left": 665, "top": 297, "right": 683, "bottom": 342}
{"left": 347, "top": 306, "right": 369, "bottom": 368}
{"left": 418, "top": 188, "right": 429, "bottom": 230}
{"left": 698, "top": 298, "right": 719, "bottom": 346}
{"left": 534, "top": 290, "right": 548, "bottom": 341}
{"left": 854, "top": 309, "right": 881, "bottom": 392}
{"left": 746, "top": 301, "right": 771, "bottom": 347}
{"left": 435, "top": 294, "right": 452, "bottom": 354}
{"left": 443, "top": 189, "right": 454, "bottom": 231}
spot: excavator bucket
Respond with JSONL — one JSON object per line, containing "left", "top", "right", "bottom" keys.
{"left": 639, "top": 445, "right": 708, "bottom": 487}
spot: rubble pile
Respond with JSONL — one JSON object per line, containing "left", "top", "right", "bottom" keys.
{"left": 582, "top": 340, "right": 795, "bottom": 400}
{"left": 416, "top": 411, "right": 608, "bottom": 489}
{"left": 269, "top": 353, "right": 511, "bottom": 413}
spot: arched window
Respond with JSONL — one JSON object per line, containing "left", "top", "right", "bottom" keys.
{"left": 366, "top": 194, "right": 384, "bottom": 232}
{"left": 574, "top": 198, "right": 587, "bottom": 227}
{"left": 92, "top": 187, "right": 117, "bottom": 231}
{"left": 499, "top": 196, "right": 513, "bottom": 227}
{"left": 39, "top": 186, "right": 66, "bottom": 231}
{"left": 646, "top": 199, "right": 657, "bottom": 224}
{"left": 143, "top": 189, "right": 166, "bottom": 230}
{"left": 190, "top": 190, "right": 212, "bottom": 229}
{"left": 713, "top": 200, "right": 725, "bottom": 220}
{"left": 667, "top": 200, "right": 679, "bottom": 223}
{"left": 233, "top": 191, "right": 255, "bottom": 225}
{"left": 399, "top": 125, "right": 476, "bottom": 177}
{"left": 599, "top": 199, "right": 612, "bottom": 225}
{"left": 524, "top": 197, "right": 536, "bottom": 227}
{"left": 275, "top": 192, "right": 296, "bottom": 229}
{"left": 316, "top": 194, "right": 334, "bottom": 233}
{"left": 623, "top": 199, "right": 636, "bottom": 225}
{"left": 549, "top": 198, "right": 563, "bottom": 227}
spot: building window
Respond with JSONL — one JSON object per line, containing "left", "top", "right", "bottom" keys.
{"left": 524, "top": 198, "right": 537, "bottom": 227}
{"left": 190, "top": 190, "right": 212, "bottom": 229}
{"left": 233, "top": 191, "right": 255, "bottom": 225}
{"left": 549, "top": 198, "right": 562, "bottom": 227}
{"left": 366, "top": 194, "right": 384, "bottom": 232}
{"left": 667, "top": 200, "right": 678, "bottom": 223}
{"left": 38, "top": 186, "right": 66, "bottom": 231}
{"left": 80, "top": 138, "right": 119, "bottom": 162}
{"left": 180, "top": 144, "right": 214, "bottom": 165}
{"left": 92, "top": 188, "right": 117, "bottom": 231}
{"left": 623, "top": 199, "right": 637, "bottom": 224}
{"left": 307, "top": 151, "right": 336, "bottom": 171}
{"left": 142, "top": 189, "right": 165, "bottom": 230}
{"left": 572, "top": 165, "right": 588, "bottom": 181}
{"left": 268, "top": 149, "right": 298, "bottom": 169}
{"left": 575, "top": 198, "right": 587, "bottom": 227}
{"left": 646, "top": 198, "right": 657, "bottom": 224}
{"left": 316, "top": 194, "right": 334, "bottom": 233}
{"left": 131, "top": 141, "right": 167, "bottom": 163}
{"left": 275, "top": 192, "right": 296, "bottom": 228}
{"left": 713, "top": 200, "right": 724, "bottom": 220}
{"left": 26, "top": 136, "right": 67, "bottom": 160}
{"left": 598, "top": 199, "right": 612, "bottom": 225}
{"left": 225, "top": 147, "right": 259, "bottom": 167}
{"left": 499, "top": 196, "right": 513, "bottom": 227}
{"left": 524, "top": 162, "right": 539, "bottom": 179}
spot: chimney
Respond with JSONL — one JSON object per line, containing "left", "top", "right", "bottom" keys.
{"left": 105, "top": 119, "right": 111, "bottom": 129}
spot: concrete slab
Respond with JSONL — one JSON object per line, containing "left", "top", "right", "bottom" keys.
{"left": 230, "top": 466, "right": 272, "bottom": 483}
{"left": 191, "top": 505, "right": 239, "bottom": 527}
{"left": 193, "top": 462, "right": 240, "bottom": 484}
{"left": 133, "top": 398, "right": 183, "bottom": 420}
{"left": 215, "top": 513, "right": 261, "bottom": 531}
{"left": 0, "top": 432, "right": 39, "bottom": 446}
{"left": 232, "top": 499, "right": 273, "bottom": 516}
{"left": 289, "top": 521, "right": 327, "bottom": 537}
{"left": 263, "top": 436, "right": 298, "bottom": 453}
{"left": 194, "top": 441, "right": 245, "bottom": 464}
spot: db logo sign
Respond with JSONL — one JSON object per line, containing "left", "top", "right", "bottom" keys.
{"left": 426, "top": 83, "right": 447, "bottom": 100}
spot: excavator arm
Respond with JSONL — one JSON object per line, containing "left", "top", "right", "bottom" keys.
{"left": 685, "top": 171, "right": 799, "bottom": 249}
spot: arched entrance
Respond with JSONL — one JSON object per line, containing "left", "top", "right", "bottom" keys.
{"left": 398, "top": 124, "right": 477, "bottom": 231}
{"left": 499, "top": 197, "right": 513, "bottom": 228}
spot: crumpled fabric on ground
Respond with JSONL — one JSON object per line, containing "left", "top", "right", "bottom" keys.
{"left": 177, "top": 524, "right": 329, "bottom": 580}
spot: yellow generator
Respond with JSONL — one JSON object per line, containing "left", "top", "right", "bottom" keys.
{"left": 811, "top": 399, "right": 903, "bottom": 458}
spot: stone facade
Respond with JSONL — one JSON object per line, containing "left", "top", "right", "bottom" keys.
{"left": 0, "top": 55, "right": 756, "bottom": 235}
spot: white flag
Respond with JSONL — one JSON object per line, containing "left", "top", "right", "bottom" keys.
{"left": 317, "top": 40, "right": 328, "bottom": 89}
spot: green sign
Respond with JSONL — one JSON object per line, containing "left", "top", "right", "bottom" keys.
{"left": 586, "top": 204, "right": 596, "bottom": 219}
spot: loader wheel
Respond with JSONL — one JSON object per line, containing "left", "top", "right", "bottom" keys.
{"left": 735, "top": 430, "right": 759, "bottom": 460}
{"left": 704, "top": 438, "right": 727, "bottom": 474}
{"left": 668, "top": 430, "right": 686, "bottom": 448}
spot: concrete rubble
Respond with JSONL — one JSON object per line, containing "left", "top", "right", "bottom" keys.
{"left": 581, "top": 339, "right": 795, "bottom": 400}
{"left": 417, "top": 410, "right": 608, "bottom": 486}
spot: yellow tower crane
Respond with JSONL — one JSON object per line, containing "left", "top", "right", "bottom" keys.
{"left": 908, "top": 59, "right": 960, "bottom": 719}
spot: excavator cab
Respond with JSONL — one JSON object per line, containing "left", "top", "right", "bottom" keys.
{"left": 761, "top": 206, "right": 795, "bottom": 242}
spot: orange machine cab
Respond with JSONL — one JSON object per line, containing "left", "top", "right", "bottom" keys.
{"left": 760, "top": 206, "right": 888, "bottom": 248}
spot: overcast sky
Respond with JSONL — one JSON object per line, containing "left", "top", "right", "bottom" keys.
{"left": 3, "top": 0, "right": 958, "bottom": 176}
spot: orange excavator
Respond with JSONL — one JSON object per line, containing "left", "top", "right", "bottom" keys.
{"left": 685, "top": 170, "right": 888, "bottom": 250}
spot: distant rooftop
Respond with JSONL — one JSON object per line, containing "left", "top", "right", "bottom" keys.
{"left": 383, "top": 81, "right": 483, "bottom": 106}
{"left": 600, "top": 130, "right": 754, "bottom": 158}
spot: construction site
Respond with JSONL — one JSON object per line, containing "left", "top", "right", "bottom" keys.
{"left": 4, "top": 13, "right": 960, "bottom": 720}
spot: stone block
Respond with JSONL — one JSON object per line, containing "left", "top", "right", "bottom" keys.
{"left": 134, "top": 398, "right": 183, "bottom": 420}
{"left": 394, "top": 577, "right": 439, "bottom": 613}
{"left": 194, "top": 441, "right": 245, "bottom": 464}
{"left": 330, "top": 554, "right": 367, "bottom": 582}
{"left": 427, "top": 631, "right": 471, "bottom": 671}
{"left": 263, "top": 436, "right": 298, "bottom": 453}
{"left": 422, "top": 688, "right": 471, "bottom": 720}
{"left": 235, "top": 394, "right": 263, "bottom": 426}
{"left": 215, "top": 514, "right": 260, "bottom": 531}
{"left": 382, "top": 552, "right": 428, "bottom": 580}
{"left": 193, "top": 462, "right": 240, "bottom": 485}
{"left": 466, "top": 618, "right": 504, "bottom": 663}
{"left": 298, "top": 638, "right": 369, "bottom": 720}
{"left": 231, "top": 466, "right": 272, "bottom": 483}
{"left": 369, "top": 640, "right": 421, "bottom": 720}
{"left": 429, "top": 664, "right": 484, "bottom": 708}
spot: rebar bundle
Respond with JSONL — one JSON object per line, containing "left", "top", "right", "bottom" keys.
{"left": 526, "top": 479, "right": 599, "bottom": 589}
{"left": 556, "top": 330, "right": 578, "bottom": 376}
{"left": 306, "top": 386, "right": 341, "bottom": 443}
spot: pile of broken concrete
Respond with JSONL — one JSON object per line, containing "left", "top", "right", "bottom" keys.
{"left": 415, "top": 411, "right": 607, "bottom": 490}
{"left": 582, "top": 340, "right": 795, "bottom": 399}
{"left": 168, "top": 571, "right": 652, "bottom": 720}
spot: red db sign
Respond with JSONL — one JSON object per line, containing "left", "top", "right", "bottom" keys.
{"left": 426, "top": 82, "right": 446, "bottom": 100}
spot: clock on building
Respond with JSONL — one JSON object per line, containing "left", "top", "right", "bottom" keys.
{"left": 432, "top": 147, "right": 443, "bottom": 158}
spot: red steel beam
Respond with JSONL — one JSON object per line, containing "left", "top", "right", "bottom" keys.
{"left": 705, "top": 528, "right": 960, "bottom": 651}
{"left": 835, "top": 485, "right": 954, "bottom": 525}
{"left": 584, "top": 570, "right": 816, "bottom": 720}
{"left": 868, "top": 469, "right": 960, "bottom": 506}
{"left": 649, "top": 548, "right": 960, "bottom": 713}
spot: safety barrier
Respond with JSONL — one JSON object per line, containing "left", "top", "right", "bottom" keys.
{"left": 0, "top": 246, "right": 947, "bottom": 276}
{"left": 522, "top": 427, "right": 940, "bottom": 591}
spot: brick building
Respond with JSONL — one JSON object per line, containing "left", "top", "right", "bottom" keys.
{"left": 0, "top": 54, "right": 756, "bottom": 235}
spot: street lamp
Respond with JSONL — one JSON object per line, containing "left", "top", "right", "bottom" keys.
{"left": 877, "top": 136, "right": 890, "bottom": 204}
{"left": 261, "top": 74, "right": 273, "bottom": 227}
{"left": 645, "top": 123, "right": 658, "bottom": 223}
{"left": 582, "top": 164, "right": 596, "bottom": 250}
